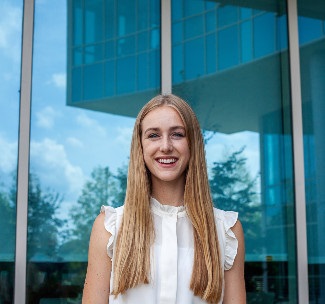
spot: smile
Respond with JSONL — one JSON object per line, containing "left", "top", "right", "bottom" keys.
{"left": 157, "top": 158, "right": 177, "bottom": 164}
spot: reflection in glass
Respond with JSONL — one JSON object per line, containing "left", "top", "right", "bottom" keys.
{"left": 0, "top": 0, "right": 23, "bottom": 303}
{"left": 298, "top": 1, "right": 325, "bottom": 302}
{"left": 27, "top": 0, "right": 160, "bottom": 302}
{"left": 172, "top": 0, "right": 296, "bottom": 302}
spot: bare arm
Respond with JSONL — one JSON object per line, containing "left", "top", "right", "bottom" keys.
{"left": 82, "top": 212, "right": 112, "bottom": 304}
{"left": 223, "top": 220, "right": 246, "bottom": 304}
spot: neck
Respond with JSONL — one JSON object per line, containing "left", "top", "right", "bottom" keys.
{"left": 151, "top": 179, "right": 185, "bottom": 207}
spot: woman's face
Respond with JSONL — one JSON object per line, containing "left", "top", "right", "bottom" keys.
{"left": 141, "top": 106, "right": 190, "bottom": 186}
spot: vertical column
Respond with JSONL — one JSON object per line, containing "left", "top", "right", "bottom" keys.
{"left": 287, "top": 0, "right": 309, "bottom": 303}
{"left": 161, "top": 0, "right": 172, "bottom": 94}
{"left": 14, "top": 0, "right": 34, "bottom": 303}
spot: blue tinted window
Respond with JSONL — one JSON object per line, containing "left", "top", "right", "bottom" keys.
{"left": 218, "top": 26, "right": 239, "bottom": 70}
{"left": 85, "top": 0, "right": 104, "bottom": 43}
{"left": 73, "top": 47, "right": 83, "bottom": 66}
{"left": 105, "top": 60, "right": 115, "bottom": 96}
{"left": 117, "top": 0, "right": 136, "bottom": 35}
{"left": 172, "top": 44, "right": 184, "bottom": 84}
{"left": 138, "top": 31, "right": 149, "bottom": 52}
{"left": 172, "top": 22, "right": 183, "bottom": 44}
{"left": 241, "top": 21, "right": 252, "bottom": 63}
{"left": 137, "top": 53, "right": 149, "bottom": 90}
{"left": 240, "top": 7, "right": 252, "bottom": 20}
{"left": 149, "top": 50, "right": 160, "bottom": 88}
{"left": 84, "top": 63, "right": 104, "bottom": 99}
{"left": 72, "top": 67, "right": 82, "bottom": 102}
{"left": 117, "top": 35, "right": 136, "bottom": 56}
{"left": 105, "top": 40, "right": 115, "bottom": 59}
{"left": 277, "top": 15, "right": 288, "bottom": 50}
{"left": 184, "top": 1, "right": 205, "bottom": 17}
{"left": 117, "top": 56, "right": 136, "bottom": 94}
{"left": 206, "top": 10, "right": 217, "bottom": 32}
{"left": 254, "top": 13, "right": 276, "bottom": 58}
{"left": 138, "top": 0, "right": 149, "bottom": 30}
{"left": 105, "top": 0, "right": 115, "bottom": 39}
{"left": 72, "top": 0, "right": 83, "bottom": 45}
{"left": 185, "top": 15, "right": 204, "bottom": 39}
{"left": 172, "top": 0, "right": 183, "bottom": 21}
{"left": 217, "top": 5, "right": 238, "bottom": 27}
{"left": 206, "top": 33, "right": 216, "bottom": 74}
{"left": 85, "top": 44, "right": 104, "bottom": 64}
{"left": 185, "top": 38, "right": 204, "bottom": 80}
{"left": 298, "top": 16, "right": 323, "bottom": 45}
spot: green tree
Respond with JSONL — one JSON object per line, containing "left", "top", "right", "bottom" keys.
{"left": 22, "top": 173, "right": 64, "bottom": 260}
{"left": 209, "top": 148, "right": 262, "bottom": 250}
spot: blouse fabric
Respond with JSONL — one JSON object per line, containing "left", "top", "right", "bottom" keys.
{"left": 100, "top": 197, "right": 238, "bottom": 304}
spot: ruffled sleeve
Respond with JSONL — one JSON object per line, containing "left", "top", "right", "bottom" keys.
{"left": 214, "top": 209, "right": 239, "bottom": 271}
{"left": 100, "top": 205, "right": 117, "bottom": 259}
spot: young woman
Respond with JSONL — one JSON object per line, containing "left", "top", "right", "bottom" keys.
{"left": 82, "top": 94, "right": 246, "bottom": 303}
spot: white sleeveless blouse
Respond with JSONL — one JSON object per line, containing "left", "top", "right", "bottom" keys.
{"left": 100, "top": 197, "right": 238, "bottom": 304}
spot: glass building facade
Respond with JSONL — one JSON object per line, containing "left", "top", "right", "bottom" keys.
{"left": 0, "top": 0, "right": 324, "bottom": 303}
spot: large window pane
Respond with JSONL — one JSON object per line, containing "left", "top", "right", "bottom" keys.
{"left": 0, "top": 1, "right": 23, "bottom": 303}
{"left": 27, "top": 0, "right": 160, "bottom": 302}
{"left": 298, "top": 1, "right": 325, "bottom": 302}
{"left": 172, "top": 0, "right": 297, "bottom": 302}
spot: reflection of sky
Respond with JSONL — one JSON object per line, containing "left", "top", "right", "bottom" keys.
{"left": 0, "top": 0, "right": 260, "bottom": 210}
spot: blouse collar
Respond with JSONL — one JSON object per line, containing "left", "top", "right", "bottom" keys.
{"left": 150, "top": 197, "right": 187, "bottom": 218}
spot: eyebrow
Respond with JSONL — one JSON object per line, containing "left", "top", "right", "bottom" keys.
{"left": 143, "top": 126, "right": 185, "bottom": 135}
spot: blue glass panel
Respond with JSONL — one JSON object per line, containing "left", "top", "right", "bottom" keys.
{"left": 172, "top": 22, "right": 183, "bottom": 44}
{"left": 105, "top": 0, "right": 115, "bottom": 39}
{"left": 240, "top": 7, "right": 252, "bottom": 20}
{"left": 117, "top": 56, "right": 136, "bottom": 94}
{"left": 138, "top": 0, "right": 149, "bottom": 30}
{"left": 72, "top": 0, "right": 83, "bottom": 45}
{"left": 277, "top": 15, "right": 288, "bottom": 50}
{"left": 185, "top": 38, "right": 204, "bottom": 80}
{"left": 206, "top": 33, "right": 216, "bottom": 74}
{"left": 205, "top": 1, "right": 216, "bottom": 10}
{"left": 149, "top": 49, "right": 160, "bottom": 88}
{"left": 241, "top": 21, "right": 252, "bottom": 63}
{"left": 185, "top": 15, "right": 204, "bottom": 39}
{"left": 117, "top": 35, "right": 136, "bottom": 56}
{"left": 172, "top": 0, "right": 183, "bottom": 21}
{"left": 105, "top": 60, "right": 115, "bottom": 96}
{"left": 85, "top": 0, "right": 104, "bottom": 43}
{"left": 254, "top": 13, "right": 276, "bottom": 58}
{"left": 85, "top": 43, "right": 104, "bottom": 64}
{"left": 298, "top": 16, "right": 323, "bottom": 45}
{"left": 206, "top": 10, "right": 217, "bottom": 32}
{"left": 172, "top": 44, "right": 184, "bottom": 84}
{"left": 73, "top": 46, "right": 83, "bottom": 66}
{"left": 105, "top": 40, "right": 115, "bottom": 59}
{"left": 117, "top": 0, "right": 136, "bottom": 35}
{"left": 137, "top": 53, "right": 149, "bottom": 90}
{"left": 84, "top": 64, "right": 104, "bottom": 99}
{"left": 72, "top": 67, "right": 82, "bottom": 102}
{"left": 184, "top": 0, "right": 205, "bottom": 17}
{"left": 138, "top": 31, "right": 149, "bottom": 52}
{"left": 217, "top": 5, "right": 238, "bottom": 27}
{"left": 218, "top": 25, "right": 239, "bottom": 70}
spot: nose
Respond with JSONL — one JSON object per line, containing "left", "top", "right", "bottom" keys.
{"left": 160, "top": 136, "right": 173, "bottom": 153}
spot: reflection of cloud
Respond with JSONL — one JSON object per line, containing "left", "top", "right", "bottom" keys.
{"left": 36, "top": 106, "right": 60, "bottom": 129}
{"left": 30, "top": 138, "right": 85, "bottom": 194}
{"left": 0, "top": 134, "right": 17, "bottom": 173}
{"left": 76, "top": 113, "right": 106, "bottom": 136}
{"left": 66, "top": 137, "right": 83, "bottom": 148}
{"left": 116, "top": 127, "right": 133, "bottom": 147}
{"left": 0, "top": 3, "right": 22, "bottom": 63}
{"left": 48, "top": 73, "right": 66, "bottom": 89}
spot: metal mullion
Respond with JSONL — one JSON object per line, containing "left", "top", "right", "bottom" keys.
{"left": 161, "top": 0, "right": 172, "bottom": 94}
{"left": 287, "top": 0, "right": 309, "bottom": 302}
{"left": 14, "top": 0, "right": 34, "bottom": 303}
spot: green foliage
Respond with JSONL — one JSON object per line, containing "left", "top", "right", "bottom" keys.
{"left": 25, "top": 173, "right": 65, "bottom": 260}
{"left": 209, "top": 148, "right": 262, "bottom": 250}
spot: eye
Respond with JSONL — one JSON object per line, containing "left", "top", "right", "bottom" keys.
{"left": 148, "top": 133, "right": 159, "bottom": 139}
{"left": 172, "top": 132, "right": 185, "bottom": 138}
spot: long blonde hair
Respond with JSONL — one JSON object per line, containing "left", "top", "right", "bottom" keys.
{"left": 112, "top": 94, "right": 223, "bottom": 303}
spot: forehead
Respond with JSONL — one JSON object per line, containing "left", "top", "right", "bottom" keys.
{"left": 141, "top": 106, "right": 184, "bottom": 127}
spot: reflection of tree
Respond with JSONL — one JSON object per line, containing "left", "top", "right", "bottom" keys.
{"left": 68, "top": 166, "right": 127, "bottom": 256}
{"left": 25, "top": 173, "right": 65, "bottom": 260}
{"left": 209, "top": 148, "right": 262, "bottom": 250}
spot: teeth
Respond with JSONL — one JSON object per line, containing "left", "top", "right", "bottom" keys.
{"left": 158, "top": 158, "right": 176, "bottom": 164}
